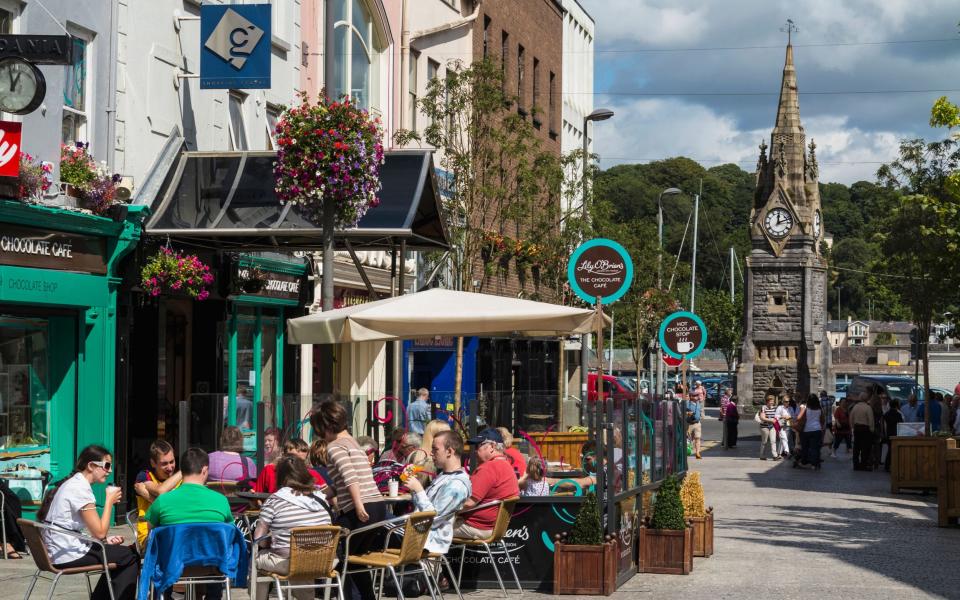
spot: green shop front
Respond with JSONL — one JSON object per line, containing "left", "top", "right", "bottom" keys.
{"left": 0, "top": 200, "right": 144, "bottom": 513}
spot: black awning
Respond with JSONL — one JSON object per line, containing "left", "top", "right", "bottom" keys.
{"left": 143, "top": 150, "right": 449, "bottom": 251}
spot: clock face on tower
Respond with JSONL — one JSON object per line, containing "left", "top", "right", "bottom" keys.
{"left": 764, "top": 208, "right": 793, "bottom": 238}
{"left": 814, "top": 210, "right": 822, "bottom": 238}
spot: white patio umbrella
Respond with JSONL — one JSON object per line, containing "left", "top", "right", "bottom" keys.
{"left": 286, "top": 288, "right": 610, "bottom": 344}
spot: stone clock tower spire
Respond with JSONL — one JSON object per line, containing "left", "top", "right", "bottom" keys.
{"left": 737, "top": 25, "right": 831, "bottom": 406}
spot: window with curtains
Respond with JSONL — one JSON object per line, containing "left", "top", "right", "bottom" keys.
{"left": 327, "top": 0, "right": 383, "bottom": 112}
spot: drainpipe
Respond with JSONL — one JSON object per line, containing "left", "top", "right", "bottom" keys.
{"left": 106, "top": 0, "right": 119, "bottom": 171}
{"left": 408, "top": 2, "right": 482, "bottom": 42}
{"left": 399, "top": 0, "right": 409, "bottom": 133}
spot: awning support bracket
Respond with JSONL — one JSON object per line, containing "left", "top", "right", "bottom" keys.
{"left": 345, "top": 239, "right": 383, "bottom": 301}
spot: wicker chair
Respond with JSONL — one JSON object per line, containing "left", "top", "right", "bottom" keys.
{"left": 449, "top": 497, "right": 521, "bottom": 598}
{"left": 344, "top": 511, "right": 436, "bottom": 600}
{"left": 252, "top": 525, "right": 344, "bottom": 600}
{"left": 18, "top": 518, "right": 118, "bottom": 600}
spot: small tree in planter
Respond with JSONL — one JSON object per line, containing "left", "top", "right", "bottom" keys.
{"left": 680, "top": 471, "right": 714, "bottom": 557}
{"left": 553, "top": 492, "right": 617, "bottom": 595}
{"left": 639, "top": 474, "right": 693, "bottom": 574}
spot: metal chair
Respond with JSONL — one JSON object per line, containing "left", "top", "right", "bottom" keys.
{"left": 344, "top": 511, "right": 436, "bottom": 600}
{"left": 1, "top": 486, "right": 7, "bottom": 559}
{"left": 251, "top": 525, "right": 345, "bottom": 600}
{"left": 142, "top": 523, "right": 246, "bottom": 600}
{"left": 124, "top": 508, "right": 144, "bottom": 556}
{"left": 18, "top": 518, "right": 117, "bottom": 600}
{"left": 449, "top": 497, "right": 522, "bottom": 598}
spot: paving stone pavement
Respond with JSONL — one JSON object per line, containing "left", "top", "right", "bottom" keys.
{"left": 2, "top": 409, "right": 957, "bottom": 598}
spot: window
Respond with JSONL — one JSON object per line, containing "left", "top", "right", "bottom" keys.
{"left": 62, "top": 36, "right": 89, "bottom": 144}
{"left": 0, "top": 317, "right": 50, "bottom": 453}
{"left": 265, "top": 104, "right": 280, "bottom": 150}
{"left": 516, "top": 45, "right": 524, "bottom": 107}
{"left": 501, "top": 31, "right": 508, "bottom": 90}
{"left": 426, "top": 59, "right": 439, "bottom": 131}
{"left": 483, "top": 15, "right": 490, "bottom": 59}
{"left": 0, "top": 6, "right": 13, "bottom": 34}
{"left": 407, "top": 53, "right": 418, "bottom": 131}
{"left": 549, "top": 71, "right": 557, "bottom": 135}
{"left": 228, "top": 92, "right": 248, "bottom": 150}
{"left": 532, "top": 57, "right": 540, "bottom": 126}
{"left": 327, "top": 0, "right": 381, "bottom": 111}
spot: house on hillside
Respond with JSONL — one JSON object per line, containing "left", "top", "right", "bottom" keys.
{"left": 826, "top": 318, "right": 914, "bottom": 347}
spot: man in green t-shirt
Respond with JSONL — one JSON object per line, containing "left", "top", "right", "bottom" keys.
{"left": 145, "top": 448, "right": 233, "bottom": 600}
{"left": 145, "top": 448, "right": 233, "bottom": 526}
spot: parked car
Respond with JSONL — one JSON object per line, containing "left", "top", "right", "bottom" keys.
{"left": 698, "top": 377, "right": 732, "bottom": 406}
{"left": 588, "top": 373, "right": 636, "bottom": 403}
{"left": 847, "top": 375, "right": 917, "bottom": 404}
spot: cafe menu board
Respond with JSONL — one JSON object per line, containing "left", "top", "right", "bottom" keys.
{"left": 0, "top": 224, "right": 107, "bottom": 274}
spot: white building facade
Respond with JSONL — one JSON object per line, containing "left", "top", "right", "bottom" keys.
{"left": 560, "top": 0, "right": 593, "bottom": 218}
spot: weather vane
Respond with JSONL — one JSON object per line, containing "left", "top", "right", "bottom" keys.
{"left": 780, "top": 19, "right": 798, "bottom": 45}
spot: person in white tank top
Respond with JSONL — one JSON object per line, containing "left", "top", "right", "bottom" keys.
{"left": 794, "top": 394, "right": 826, "bottom": 470}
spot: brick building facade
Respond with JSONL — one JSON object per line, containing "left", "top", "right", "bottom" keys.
{"left": 472, "top": 0, "right": 564, "bottom": 298}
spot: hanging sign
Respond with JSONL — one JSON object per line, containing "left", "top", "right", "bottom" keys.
{"left": 200, "top": 4, "right": 272, "bottom": 89}
{"left": 658, "top": 311, "right": 708, "bottom": 359}
{"left": 567, "top": 238, "right": 633, "bottom": 305}
{"left": 0, "top": 120, "right": 21, "bottom": 177}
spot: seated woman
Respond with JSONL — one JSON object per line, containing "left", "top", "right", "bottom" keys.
{"left": 255, "top": 438, "right": 327, "bottom": 493}
{"left": 39, "top": 445, "right": 140, "bottom": 600}
{"left": 1, "top": 476, "right": 26, "bottom": 558}
{"left": 208, "top": 426, "right": 257, "bottom": 484}
{"left": 253, "top": 456, "right": 333, "bottom": 600}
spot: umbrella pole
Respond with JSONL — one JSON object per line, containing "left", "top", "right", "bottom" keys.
{"left": 454, "top": 336, "right": 464, "bottom": 419}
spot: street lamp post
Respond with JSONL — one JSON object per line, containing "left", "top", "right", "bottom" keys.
{"left": 656, "top": 188, "right": 681, "bottom": 400}
{"left": 580, "top": 108, "right": 615, "bottom": 409}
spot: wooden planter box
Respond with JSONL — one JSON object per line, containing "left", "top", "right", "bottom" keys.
{"left": 890, "top": 437, "right": 957, "bottom": 493}
{"left": 638, "top": 524, "right": 693, "bottom": 575}
{"left": 553, "top": 540, "right": 618, "bottom": 595}
{"left": 689, "top": 508, "right": 714, "bottom": 557}
{"left": 938, "top": 441, "right": 960, "bottom": 527}
{"left": 528, "top": 432, "right": 590, "bottom": 466}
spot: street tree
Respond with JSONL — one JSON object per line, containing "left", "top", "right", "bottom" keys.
{"left": 698, "top": 288, "right": 744, "bottom": 380}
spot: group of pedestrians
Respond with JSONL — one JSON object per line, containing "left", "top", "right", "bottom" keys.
{"left": 755, "top": 392, "right": 826, "bottom": 469}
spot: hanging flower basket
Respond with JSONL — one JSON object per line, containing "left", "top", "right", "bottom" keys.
{"left": 273, "top": 92, "right": 385, "bottom": 227}
{"left": 17, "top": 153, "right": 53, "bottom": 202}
{"left": 238, "top": 266, "right": 267, "bottom": 293}
{"left": 140, "top": 247, "right": 215, "bottom": 301}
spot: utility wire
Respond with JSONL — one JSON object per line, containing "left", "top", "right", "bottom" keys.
{"left": 592, "top": 37, "right": 960, "bottom": 53}
{"left": 667, "top": 207, "right": 693, "bottom": 292}
{"left": 31, "top": 0, "right": 70, "bottom": 35}
{"left": 580, "top": 88, "right": 960, "bottom": 97}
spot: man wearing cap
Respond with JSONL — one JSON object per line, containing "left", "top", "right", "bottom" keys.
{"left": 453, "top": 429, "right": 520, "bottom": 540}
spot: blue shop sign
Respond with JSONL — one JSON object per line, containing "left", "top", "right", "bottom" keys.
{"left": 200, "top": 4, "right": 271, "bottom": 89}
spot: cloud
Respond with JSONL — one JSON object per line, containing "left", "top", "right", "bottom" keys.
{"left": 579, "top": 0, "right": 960, "bottom": 184}
{"left": 594, "top": 97, "right": 907, "bottom": 184}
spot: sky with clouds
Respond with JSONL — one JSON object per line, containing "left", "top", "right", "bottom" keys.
{"left": 578, "top": 0, "right": 960, "bottom": 184}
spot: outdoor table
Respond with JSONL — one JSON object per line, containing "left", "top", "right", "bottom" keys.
{"left": 0, "top": 470, "right": 50, "bottom": 506}
{"left": 236, "top": 491, "right": 271, "bottom": 502}
{"left": 380, "top": 493, "right": 411, "bottom": 503}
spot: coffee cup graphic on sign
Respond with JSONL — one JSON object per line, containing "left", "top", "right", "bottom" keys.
{"left": 659, "top": 312, "right": 707, "bottom": 359}
{"left": 677, "top": 341, "right": 694, "bottom": 353}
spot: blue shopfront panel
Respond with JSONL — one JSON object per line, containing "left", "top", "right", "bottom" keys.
{"left": 200, "top": 4, "right": 272, "bottom": 89}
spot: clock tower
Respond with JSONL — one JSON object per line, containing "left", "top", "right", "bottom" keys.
{"left": 736, "top": 37, "right": 831, "bottom": 406}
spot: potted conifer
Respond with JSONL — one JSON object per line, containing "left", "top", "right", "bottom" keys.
{"left": 639, "top": 474, "right": 693, "bottom": 574}
{"left": 680, "top": 471, "right": 714, "bottom": 557}
{"left": 553, "top": 492, "right": 618, "bottom": 595}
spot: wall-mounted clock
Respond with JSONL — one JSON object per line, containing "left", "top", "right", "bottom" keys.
{"left": 0, "top": 57, "right": 46, "bottom": 115}
{"left": 764, "top": 207, "right": 793, "bottom": 239}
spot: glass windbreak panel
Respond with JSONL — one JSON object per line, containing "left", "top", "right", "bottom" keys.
{"left": 235, "top": 319, "right": 256, "bottom": 430}
{"left": 0, "top": 317, "right": 50, "bottom": 451}
{"left": 260, "top": 320, "right": 278, "bottom": 431}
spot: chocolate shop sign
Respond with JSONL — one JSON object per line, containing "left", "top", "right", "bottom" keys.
{"left": 0, "top": 224, "right": 107, "bottom": 274}
{"left": 567, "top": 238, "right": 633, "bottom": 305}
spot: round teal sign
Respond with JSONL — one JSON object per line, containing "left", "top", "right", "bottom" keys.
{"left": 567, "top": 238, "right": 633, "bottom": 305}
{"left": 658, "top": 311, "right": 708, "bottom": 359}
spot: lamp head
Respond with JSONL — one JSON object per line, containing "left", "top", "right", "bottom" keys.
{"left": 586, "top": 108, "right": 615, "bottom": 122}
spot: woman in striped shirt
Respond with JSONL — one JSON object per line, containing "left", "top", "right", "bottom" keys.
{"left": 310, "top": 401, "right": 386, "bottom": 600}
{"left": 758, "top": 395, "right": 780, "bottom": 460}
{"left": 254, "top": 456, "right": 332, "bottom": 600}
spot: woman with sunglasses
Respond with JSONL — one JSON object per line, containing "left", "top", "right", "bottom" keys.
{"left": 37, "top": 445, "right": 140, "bottom": 600}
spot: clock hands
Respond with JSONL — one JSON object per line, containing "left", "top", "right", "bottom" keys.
{"left": 10, "top": 69, "right": 21, "bottom": 93}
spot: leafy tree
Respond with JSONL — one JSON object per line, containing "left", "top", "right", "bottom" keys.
{"left": 876, "top": 122, "right": 960, "bottom": 432}
{"left": 874, "top": 331, "right": 896, "bottom": 345}
{"left": 394, "top": 59, "right": 581, "bottom": 300}
{"left": 698, "top": 289, "right": 744, "bottom": 377}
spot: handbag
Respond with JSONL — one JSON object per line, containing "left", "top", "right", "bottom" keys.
{"left": 754, "top": 410, "right": 762, "bottom": 424}
{"left": 822, "top": 429, "right": 834, "bottom": 447}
